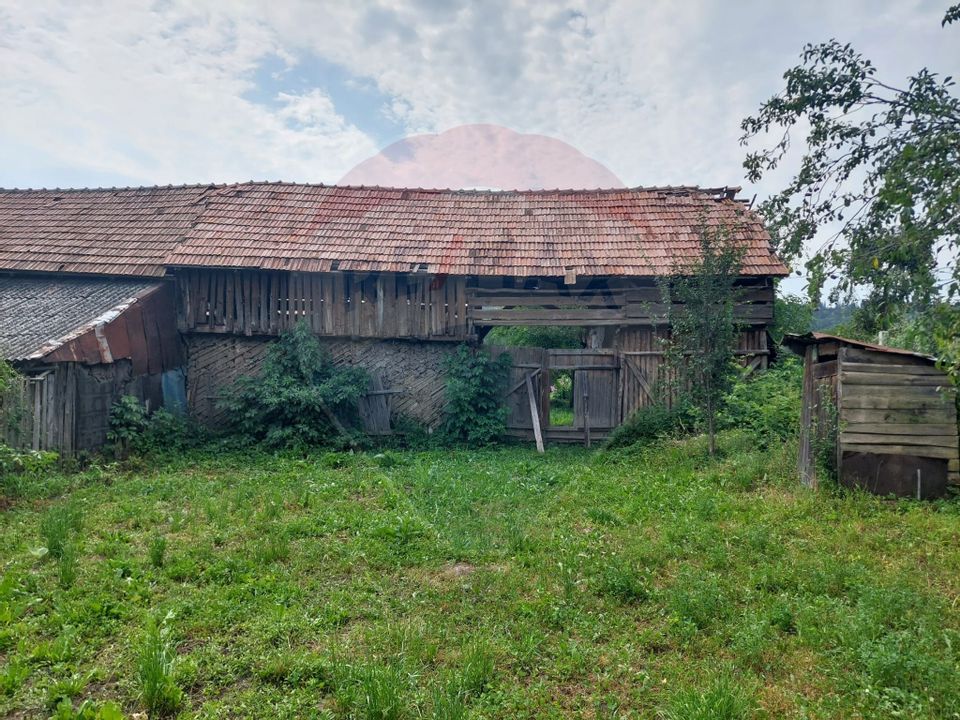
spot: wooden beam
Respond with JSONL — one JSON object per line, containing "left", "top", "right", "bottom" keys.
{"left": 841, "top": 443, "right": 957, "bottom": 459}
{"left": 525, "top": 372, "right": 544, "bottom": 453}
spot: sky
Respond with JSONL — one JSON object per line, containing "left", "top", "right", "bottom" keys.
{"left": 0, "top": 0, "right": 957, "bottom": 290}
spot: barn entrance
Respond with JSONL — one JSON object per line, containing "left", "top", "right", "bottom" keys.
{"left": 489, "top": 346, "right": 622, "bottom": 448}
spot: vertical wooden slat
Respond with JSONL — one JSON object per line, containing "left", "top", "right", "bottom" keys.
{"left": 249, "top": 271, "right": 260, "bottom": 335}
{"left": 236, "top": 271, "right": 246, "bottom": 333}
{"left": 267, "top": 272, "right": 277, "bottom": 334}
{"left": 322, "top": 273, "right": 333, "bottom": 334}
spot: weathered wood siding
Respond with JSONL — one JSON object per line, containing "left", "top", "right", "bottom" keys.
{"left": 467, "top": 277, "right": 774, "bottom": 327}
{"left": 798, "top": 341, "right": 960, "bottom": 490}
{"left": 185, "top": 334, "right": 456, "bottom": 429}
{"left": 44, "top": 282, "right": 182, "bottom": 374}
{"left": 837, "top": 347, "right": 959, "bottom": 465}
{"left": 6, "top": 360, "right": 165, "bottom": 454}
{"left": 176, "top": 269, "right": 470, "bottom": 340}
{"left": 612, "top": 325, "right": 769, "bottom": 419}
{"left": 177, "top": 270, "right": 775, "bottom": 339}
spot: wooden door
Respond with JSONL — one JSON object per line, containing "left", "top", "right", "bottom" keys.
{"left": 488, "top": 346, "right": 548, "bottom": 432}
{"left": 549, "top": 350, "right": 620, "bottom": 431}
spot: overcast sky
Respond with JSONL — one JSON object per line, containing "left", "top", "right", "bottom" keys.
{"left": 0, "top": 0, "right": 957, "bottom": 289}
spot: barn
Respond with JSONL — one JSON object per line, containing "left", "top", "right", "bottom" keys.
{"left": 785, "top": 332, "right": 960, "bottom": 497}
{"left": 0, "top": 182, "right": 787, "bottom": 451}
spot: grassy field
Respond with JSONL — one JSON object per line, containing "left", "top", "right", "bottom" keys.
{"left": 2, "top": 433, "right": 960, "bottom": 719}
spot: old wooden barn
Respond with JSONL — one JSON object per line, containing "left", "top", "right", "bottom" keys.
{"left": 785, "top": 333, "right": 960, "bottom": 497}
{"left": 0, "top": 182, "right": 787, "bottom": 451}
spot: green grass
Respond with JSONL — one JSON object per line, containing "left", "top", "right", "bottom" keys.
{"left": 549, "top": 406, "right": 574, "bottom": 427}
{"left": 2, "top": 432, "right": 960, "bottom": 718}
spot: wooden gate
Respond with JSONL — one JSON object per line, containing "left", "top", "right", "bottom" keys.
{"left": 491, "top": 346, "right": 621, "bottom": 448}
{"left": 548, "top": 350, "right": 620, "bottom": 445}
{"left": 489, "top": 346, "right": 549, "bottom": 449}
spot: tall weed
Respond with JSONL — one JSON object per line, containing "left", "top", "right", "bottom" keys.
{"left": 661, "top": 673, "right": 756, "bottom": 720}
{"left": 137, "top": 614, "right": 182, "bottom": 717}
{"left": 40, "top": 501, "right": 83, "bottom": 559}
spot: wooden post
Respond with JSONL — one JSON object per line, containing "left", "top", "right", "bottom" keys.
{"left": 583, "top": 373, "right": 591, "bottom": 448}
{"left": 525, "top": 372, "right": 545, "bottom": 453}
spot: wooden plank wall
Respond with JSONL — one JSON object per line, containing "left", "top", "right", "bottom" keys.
{"left": 6, "top": 360, "right": 158, "bottom": 454}
{"left": 488, "top": 346, "right": 548, "bottom": 432}
{"left": 177, "top": 269, "right": 470, "bottom": 340}
{"left": 468, "top": 278, "right": 774, "bottom": 327}
{"left": 613, "top": 326, "right": 769, "bottom": 420}
{"left": 838, "top": 346, "right": 959, "bottom": 467}
{"left": 178, "top": 270, "right": 776, "bottom": 339}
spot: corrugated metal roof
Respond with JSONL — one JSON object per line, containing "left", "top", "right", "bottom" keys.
{"left": 0, "top": 182, "right": 788, "bottom": 279}
{"left": 0, "top": 277, "right": 159, "bottom": 361}
{"left": 783, "top": 332, "right": 938, "bottom": 363}
{"left": 0, "top": 185, "right": 213, "bottom": 277}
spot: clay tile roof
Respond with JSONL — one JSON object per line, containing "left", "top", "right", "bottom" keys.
{"left": 0, "top": 185, "right": 214, "bottom": 277}
{"left": 166, "top": 183, "right": 787, "bottom": 277}
{"left": 0, "top": 182, "right": 788, "bottom": 279}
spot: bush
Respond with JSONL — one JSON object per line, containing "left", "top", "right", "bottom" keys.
{"left": 220, "top": 321, "right": 369, "bottom": 449}
{"left": 604, "top": 402, "right": 694, "bottom": 450}
{"left": 441, "top": 345, "right": 512, "bottom": 446}
{"left": 1, "top": 444, "right": 59, "bottom": 498}
{"left": 719, "top": 356, "right": 802, "bottom": 446}
{"left": 106, "top": 396, "right": 147, "bottom": 457}
{"left": 107, "top": 398, "right": 195, "bottom": 459}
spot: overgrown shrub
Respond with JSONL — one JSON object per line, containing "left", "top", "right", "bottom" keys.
{"left": 107, "top": 397, "right": 194, "bottom": 458}
{"left": 0, "top": 446, "right": 58, "bottom": 474}
{"left": 106, "top": 396, "right": 147, "bottom": 458}
{"left": 604, "top": 401, "right": 695, "bottom": 450}
{"left": 0, "top": 360, "right": 27, "bottom": 438}
{"left": 220, "top": 321, "right": 369, "bottom": 449}
{"left": 441, "top": 345, "right": 512, "bottom": 446}
{"left": 719, "top": 356, "right": 802, "bottom": 446}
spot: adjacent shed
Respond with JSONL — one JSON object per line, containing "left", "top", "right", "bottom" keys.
{"left": 0, "top": 276, "right": 184, "bottom": 453}
{"left": 785, "top": 333, "right": 959, "bottom": 498}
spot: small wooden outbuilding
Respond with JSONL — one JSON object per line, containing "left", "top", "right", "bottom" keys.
{"left": 785, "top": 332, "right": 959, "bottom": 498}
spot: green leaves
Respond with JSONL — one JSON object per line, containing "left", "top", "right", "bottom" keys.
{"left": 219, "top": 321, "right": 369, "bottom": 449}
{"left": 441, "top": 345, "right": 512, "bottom": 447}
{"left": 741, "top": 23, "right": 959, "bottom": 337}
{"left": 660, "top": 222, "right": 746, "bottom": 455}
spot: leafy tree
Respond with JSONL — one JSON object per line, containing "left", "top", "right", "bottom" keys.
{"left": 220, "top": 321, "right": 369, "bottom": 449}
{"left": 661, "top": 222, "right": 746, "bottom": 456}
{"left": 770, "top": 293, "right": 814, "bottom": 345}
{"left": 741, "top": 6, "right": 959, "bottom": 350}
{"left": 0, "top": 360, "right": 25, "bottom": 439}
{"left": 441, "top": 345, "right": 512, "bottom": 446}
{"left": 485, "top": 325, "right": 584, "bottom": 349}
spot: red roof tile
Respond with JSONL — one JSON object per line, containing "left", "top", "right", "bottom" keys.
{"left": 0, "top": 185, "right": 212, "bottom": 277}
{"left": 0, "top": 183, "right": 788, "bottom": 279}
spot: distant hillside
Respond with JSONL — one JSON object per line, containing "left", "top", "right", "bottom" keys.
{"left": 812, "top": 303, "right": 857, "bottom": 331}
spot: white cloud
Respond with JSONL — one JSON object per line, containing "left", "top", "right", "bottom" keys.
{"left": 0, "top": 0, "right": 378, "bottom": 186}
{"left": 0, "top": 0, "right": 956, "bottom": 206}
